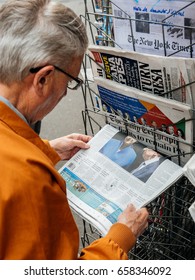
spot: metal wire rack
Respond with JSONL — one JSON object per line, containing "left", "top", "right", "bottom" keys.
{"left": 79, "top": 0, "right": 195, "bottom": 260}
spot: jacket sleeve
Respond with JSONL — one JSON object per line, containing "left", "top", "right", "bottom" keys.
{"left": 79, "top": 223, "right": 136, "bottom": 260}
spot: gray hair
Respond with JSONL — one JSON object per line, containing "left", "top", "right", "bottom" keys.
{"left": 0, "top": 0, "right": 88, "bottom": 84}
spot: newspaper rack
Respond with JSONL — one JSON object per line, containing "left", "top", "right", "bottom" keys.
{"left": 79, "top": 0, "right": 195, "bottom": 259}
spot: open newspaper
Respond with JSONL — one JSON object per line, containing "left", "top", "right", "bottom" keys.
{"left": 59, "top": 124, "right": 184, "bottom": 236}
{"left": 88, "top": 44, "right": 195, "bottom": 106}
{"left": 94, "top": 77, "right": 193, "bottom": 166}
{"left": 111, "top": 0, "right": 195, "bottom": 58}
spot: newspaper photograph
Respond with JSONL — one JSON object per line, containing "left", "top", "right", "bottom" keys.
{"left": 59, "top": 124, "right": 184, "bottom": 236}
{"left": 111, "top": 0, "right": 195, "bottom": 57}
{"left": 88, "top": 44, "right": 195, "bottom": 106}
{"left": 94, "top": 77, "right": 194, "bottom": 165}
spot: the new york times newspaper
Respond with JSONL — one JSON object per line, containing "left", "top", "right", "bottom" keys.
{"left": 111, "top": 0, "right": 195, "bottom": 58}
{"left": 59, "top": 124, "right": 184, "bottom": 236}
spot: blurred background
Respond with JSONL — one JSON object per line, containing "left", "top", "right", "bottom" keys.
{"left": 40, "top": 0, "right": 92, "bottom": 147}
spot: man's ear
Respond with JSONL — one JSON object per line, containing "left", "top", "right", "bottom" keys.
{"left": 32, "top": 65, "right": 55, "bottom": 96}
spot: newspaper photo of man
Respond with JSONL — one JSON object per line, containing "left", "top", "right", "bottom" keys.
{"left": 131, "top": 148, "right": 164, "bottom": 182}
{"left": 99, "top": 134, "right": 137, "bottom": 168}
{"left": 135, "top": 12, "right": 150, "bottom": 34}
{"left": 184, "top": 18, "right": 195, "bottom": 40}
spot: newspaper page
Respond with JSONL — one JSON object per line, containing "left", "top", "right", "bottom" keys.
{"left": 88, "top": 44, "right": 195, "bottom": 106}
{"left": 182, "top": 154, "right": 195, "bottom": 222}
{"left": 183, "top": 153, "right": 195, "bottom": 185}
{"left": 111, "top": 0, "right": 195, "bottom": 58}
{"left": 94, "top": 77, "right": 193, "bottom": 166}
{"left": 59, "top": 124, "right": 184, "bottom": 236}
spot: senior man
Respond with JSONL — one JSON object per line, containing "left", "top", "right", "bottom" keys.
{"left": 0, "top": 0, "right": 148, "bottom": 260}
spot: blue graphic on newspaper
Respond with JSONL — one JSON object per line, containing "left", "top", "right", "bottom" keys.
{"left": 60, "top": 167, "right": 123, "bottom": 224}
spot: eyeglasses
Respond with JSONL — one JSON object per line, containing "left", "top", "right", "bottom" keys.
{"left": 30, "top": 65, "right": 83, "bottom": 90}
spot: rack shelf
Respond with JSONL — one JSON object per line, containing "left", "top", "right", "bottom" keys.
{"left": 80, "top": 0, "right": 195, "bottom": 260}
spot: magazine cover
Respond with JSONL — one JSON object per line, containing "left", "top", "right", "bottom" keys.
{"left": 88, "top": 45, "right": 195, "bottom": 106}
{"left": 111, "top": 0, "right": 195, "bottom": 57}
{"left": 94, "top": 77, "right": 194, "bottom": 165}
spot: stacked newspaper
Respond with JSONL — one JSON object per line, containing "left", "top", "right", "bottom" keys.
{"left": 94, "top": 76, "right": 193, "bottom": 166}
{"left": 87, "top": 45, "right": 194, "bottom": 164}
{"left": 88, "top": 44, "right": 195, "bottom": 105}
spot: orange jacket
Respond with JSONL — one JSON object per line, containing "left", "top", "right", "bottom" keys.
{"left": 0, "top": 101, "right": 136, "bottom": 260}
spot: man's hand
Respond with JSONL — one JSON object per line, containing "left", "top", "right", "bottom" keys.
{"left": 49, "top": 133, "right": 92, "bottom": 160}
{"left": 117, "top": 204, "right": 149, "bottom": 238}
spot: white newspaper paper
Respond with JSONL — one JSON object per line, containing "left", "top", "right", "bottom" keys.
{"left": 111, "top": 0, "right": 195, "bottom": 57}
{"left": 59, "top": 124, "right": 184, "bottom": 236}
{"left": 94, "top": 77, "right": 193, "bottom": 166}
{"left": 88, "top": 45, "right": 195, "bottom": 106}
{"left": 179, "top": 153, "right": 195, "bottom": 222}
{"left": 189, "top": 201, "right": 195, "bottom": 222}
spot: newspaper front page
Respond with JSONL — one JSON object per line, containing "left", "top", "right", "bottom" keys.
{"left": 111, "top": 0, "right": 195, "bottom": 57}
{"left": 88, "top": 45, "right": 195, "bottom": 106}
{"left": 59, "top": 125, "right": 184, "bottom": 236}
{"left": 94, "top": 77, "right": 193, "bottom": 166}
